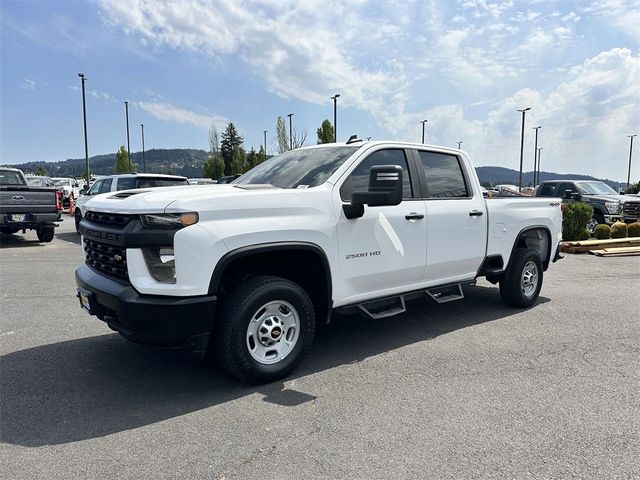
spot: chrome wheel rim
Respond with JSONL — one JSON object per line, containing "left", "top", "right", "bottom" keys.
{"left": 587, "top": 218, "right": 598, "bottom": 235}
{"left": 246, "top": 301, "right": 300, "bottom": 365}
{"left": 521, "top": 261, "right": 539, "bottom": 298}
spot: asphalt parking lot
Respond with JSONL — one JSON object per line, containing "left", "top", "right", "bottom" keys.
{"left": 1, "top": 218, "right": 639, "bottom": 479}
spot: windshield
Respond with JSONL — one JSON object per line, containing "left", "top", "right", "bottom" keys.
{"left": 234, "top": 146, "right": 359, "bottom": 189}
{"left": 576, "top": 181, "right": 618, "bottom": 195}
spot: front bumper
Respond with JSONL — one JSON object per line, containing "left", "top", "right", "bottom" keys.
{"left": 604, "top": 214, "right": 640, "bottom": 224}
{"left": 75, "top": 265, "right": 217, "bottom": 349}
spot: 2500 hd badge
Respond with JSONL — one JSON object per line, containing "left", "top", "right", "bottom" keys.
{"left": 345, "top": 250, "right": 381, "bottom": 260}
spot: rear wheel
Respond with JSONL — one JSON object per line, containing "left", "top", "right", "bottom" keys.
{"left": 499, "top": 248, "right": 543, "bottom": 308}
{"left": 36, "top": 226, "right": 55, "bottom": 243}
{"left": 212, "top": 275, "right": 315, "bottom": 384}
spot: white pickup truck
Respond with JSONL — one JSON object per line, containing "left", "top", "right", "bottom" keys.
{"left": 75, "top": 141, "right": 563, "bottom": 383}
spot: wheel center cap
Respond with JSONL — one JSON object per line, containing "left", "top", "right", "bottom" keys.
{"left": 271, "top": 327, "right": 281, "bottom": 339}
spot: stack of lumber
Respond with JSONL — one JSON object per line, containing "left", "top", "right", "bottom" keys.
{"left": 560, "top": 237, "right": 640, "bottom": 255}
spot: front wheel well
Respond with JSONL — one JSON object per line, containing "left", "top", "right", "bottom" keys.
{"left": 211, "top": 246, "right": 332, "bottom": 324}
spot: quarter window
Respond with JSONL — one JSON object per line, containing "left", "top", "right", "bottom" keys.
{"left": 116, "top": 177, "right": 136, "bottom": 190}
{"left": 340, "top": 149, "right": 412, "bottom": 202}
{"left": 418, "top": 151, "right": 469, "bottom": 198}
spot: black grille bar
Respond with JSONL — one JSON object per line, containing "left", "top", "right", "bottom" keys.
{"left": 85, "top": 211, "right": 134, "bottom": 227}
{"left": 84, "top": 238, "right": 128, "bottom": 280}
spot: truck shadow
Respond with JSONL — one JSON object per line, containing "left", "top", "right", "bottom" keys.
{"left": 0, "top": 285, "right": 549, "bottom": 447}
{"left": 0, "top": 232, "right": 46, "bottom": 248}
{"left": 55, "top": 231, "right": 82, "bottom": 245}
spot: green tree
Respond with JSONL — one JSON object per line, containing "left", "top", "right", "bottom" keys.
{"left": 316, "top": 119, "right": 334, "bottom": 144}
{"left": 221, "top": 123, "right": 244, "bottom": 175}
{"left": 245, "top": 147, "right": 258, "bottom": 172}
{"left": 276, "top": 116, "right": 288, "bottom": 153}
{"left": 625, "top": 181, "right": 640, "bottom": 194}
{"left": 35, "top": 165, "right": 47, "bottom": 176}
{"left": 257, "top": 145, "right": 267, "bottom": 165}
{"left": 203, "top": 127, "right": 225, "bottom": 179}
{"left": 114, "top": 145, "right": 136, "bottom": 173}
{"left": 231, "top": 145, "right": 246, "bottom": 174}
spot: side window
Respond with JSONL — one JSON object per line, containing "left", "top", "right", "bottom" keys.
{"left": 99, "top": 178, "right": 113, "bottom": 193}
{"left": 340, "top": 149, "right": 412, "bottom": 202}
{"left": 116, "top": 177, "right": 136, "bottom": 191}
{"left": 87, "top": 180, "right": 102, "bottom": 195}
{"left": 538, "top": 183, "right": 556, "bottom": 197}
{"left": 557, "top": 183, "right": 576, "bottom": 197}
{"left": 418, "top": 151, "right": 469, "bottom": 198}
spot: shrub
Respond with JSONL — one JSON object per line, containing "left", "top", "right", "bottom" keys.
{"left": 577, "top": 230, "right": 590, "bottom": 241}
{"left": 610, "top": 221, "right": 628, "bottom": 239}
{"left": 594, "top": 224, "right": 611, "bottom": 240}
{"left": 562, "top": 201, "right": 593, "bottom": 241}
{"left": 628, "top": 222, "right": 640, "bottom": 238}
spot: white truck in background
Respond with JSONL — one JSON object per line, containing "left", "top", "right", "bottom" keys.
{"left": 75, "top": 140, "right": 563, "bottom": 383}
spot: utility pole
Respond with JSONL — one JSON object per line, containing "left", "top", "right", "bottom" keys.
{"left": 532, "top": 126, "right": 541, "bottom": 187}
{"left": 537, "top": 147, "right": 543, "bottom": 184}
{"left": 420, "top": 119, "right": 428, "bottom": 144}
{"left": 287, "top": 113, "right": 294, "bottom": 150}
{"left": 124, "top": 101, "right": 131, "bottom": 173}
{"left": 330, "top": 94, "right": 340, "bottom": 142}
{"left": 627, "top": 134, "right": 637, "bottom": 190}
{"left": 140, "top": 123, "right": 146, "bottom": 173}
{"left": 517, "top": 107, "right": 531, "bottom": 191}
{"left": 78, "top": 73, "right": 89, "bottom": 186}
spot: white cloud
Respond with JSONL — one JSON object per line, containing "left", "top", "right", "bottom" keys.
{"left": 20, "top": 79, "right": 37, "bottom": 90}
{"left": 137, "top": 101, "right": 228, "bottom": 130}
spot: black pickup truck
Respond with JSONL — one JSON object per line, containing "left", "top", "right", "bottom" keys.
{"left": 0, "top": 167, "right": 63, "bottom": 242}
{"left": 536, "top": 179, "right": 640, "bottom": 233}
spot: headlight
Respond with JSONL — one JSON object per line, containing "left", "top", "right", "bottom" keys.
{"left": 143, "top": 247, "right": 176, "bottom": 283}
{"left": 604, "top": 202, "right": 620, "bottom": 214}
{"left": 140, "top": 212, "right": 198, "bottom": 228}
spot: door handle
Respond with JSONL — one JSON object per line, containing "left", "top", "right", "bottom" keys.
{"left": 469, "top": 210, "right": 484, "bottom": 217}
{"left": 405, "top": 213, "right": 424, "bottom": 220}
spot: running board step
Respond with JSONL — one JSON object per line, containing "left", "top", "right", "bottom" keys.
{"left": 357, "top": 296, "right": 406, "bottom": 319}
{"left": 426, "top": 284, "right": 464, "bottom": 303}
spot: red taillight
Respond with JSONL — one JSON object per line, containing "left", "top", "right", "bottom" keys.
{"left": 55, "top": 191, "right": 63, "bottom": 211}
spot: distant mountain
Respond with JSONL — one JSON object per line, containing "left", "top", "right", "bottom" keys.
{"left": 3, "top": 149, "right": 210, "bottom": 178}
{"left": 3, "top": 149, "right": 625, "bottom": 190}
{"left": 476, "top": 166, "right": 625, "bottom": 191}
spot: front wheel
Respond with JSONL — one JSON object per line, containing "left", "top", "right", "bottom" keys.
{"left": 499, "top": 248, "right": 543, "bottom": 308}
{"left": 36, "top": 226, "right": 55, "bottom": 243}
{"left": 587, "top": 212, "right": 605, "bottom": 235}
{"left": 212, "top": 276, "right": 315, "bottom": 384}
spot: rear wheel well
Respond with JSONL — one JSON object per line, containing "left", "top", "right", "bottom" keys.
{"left": 511, "top": 228, "right": 551, "bottom": 270}
{"left": 213, "top": 248, "right": 331, "bottom": 324}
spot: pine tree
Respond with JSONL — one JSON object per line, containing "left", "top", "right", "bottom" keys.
{"left": 114, "top": 145, "right": 136, "bottom": 173}
{"left": 316, "top": 119, "right": 334, "bottom": 144}
{"left": 221, "top": 123, "right": 244, "bottom": 175}
{"left": 245, "top": 147, "right": 258, "bottom": 172}
{"left": 257, "top": 145, "right": 267, "bottom": 165}
{"left": 35, "top": 165, "right": 47, "bottom": 176}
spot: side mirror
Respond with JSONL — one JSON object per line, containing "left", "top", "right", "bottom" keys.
{"left": 343, "top": 165, "right": 403, "bottom": 219}
{"left": 563, "top": 189, "right": 573, "bottom": 200}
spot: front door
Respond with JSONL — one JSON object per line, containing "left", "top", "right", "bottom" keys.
{"left": 334, "top": 148, "right": 427, "bottom": 303}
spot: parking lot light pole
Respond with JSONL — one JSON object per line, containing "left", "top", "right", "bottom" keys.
{"left": 140, "top": 123, "right": 145, "bottom": 173}
{"left": 263, "top": 130, "right": 267, "bottom": 157}
{"left": 537, "top": 147, "right": 543, "bottom": 184}
{"left": 627, "top": 134, "right": 637, "bottom": 190}
{"left": 420, "top": 120, "right": 428, "bottom": 144}
{"left": 124, "top": 101, "right": 131, "bottom": 173}
{"left": 78, "top": 73, "right": 89, "bottom": 186}
{"left": 532, "top": 126, "right": 541, "bottom": 187}
{"left": 330, "top": 94, "right": 340, "bottom": 142}
{"left": 457, "top": 140, "right": 462, "bottom": 149}
{"left": 517, "top": 107, "right": 531, "bottom": 192}
{"left": 287, "top": 113, "right": 294, "bottom": 150}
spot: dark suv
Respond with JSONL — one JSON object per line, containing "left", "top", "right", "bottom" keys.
{"left": 536, "top": 180, "right": 640, "bottom": 233}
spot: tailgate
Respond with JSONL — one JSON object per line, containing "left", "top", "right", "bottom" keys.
{"left": 0, "top": 187, "right": 58, "bottom": 214}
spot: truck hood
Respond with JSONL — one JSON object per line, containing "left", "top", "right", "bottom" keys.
{"left": 83, "top": 184, "right": 308, "bottom": 214}
{"left": 584, "top": 194, "right": 638, "bottom": 203}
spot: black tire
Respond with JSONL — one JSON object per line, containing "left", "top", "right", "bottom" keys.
{"left": 499, "top": 248, "right": 543, "bottom": 308}
{"left": 75, "top": 210, "right": 82, "bottom": 234}
{"left": 212, "top": 275, "right": 315, "bottom": 384}
{"left": 36, "top": 227, "right": 55, "bottom": 243}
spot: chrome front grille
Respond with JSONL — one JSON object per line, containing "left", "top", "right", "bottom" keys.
{"left": 623, "top": 202, "right": 640, "bottom": 217}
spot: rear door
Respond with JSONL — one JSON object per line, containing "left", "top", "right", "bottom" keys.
{"left": 334, "top": 147, "right": 427, "bottom": 301}
{"left": 414, "top": 150, "right": 487, "bottom": 283}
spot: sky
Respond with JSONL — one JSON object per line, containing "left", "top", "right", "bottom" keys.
{"left": 1, "top": 0, "right": 639, "bottom": 181}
